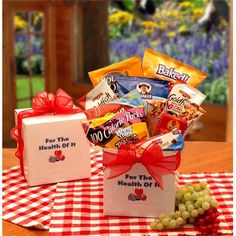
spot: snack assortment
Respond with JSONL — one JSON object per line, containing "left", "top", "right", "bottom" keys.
{"left": 79, "top": 48, "right": 207, "bottom": 147}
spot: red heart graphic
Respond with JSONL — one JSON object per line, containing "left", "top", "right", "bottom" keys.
{"left": 60, "top": 155, "right": 65, "bottom": 161}
{"left": 141, "top": 195, "right": 147, "bottom": 201}
{"left": 135, "top": 188, "right": 143, "bottom": 196}
{"left": 54, "top": 150, "right": 62, "bottom": 157}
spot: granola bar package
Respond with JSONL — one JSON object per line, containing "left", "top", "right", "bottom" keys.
{"left": 116, "top": 76, "right": 169, "bottom": 100}
{"left": 142, "top": 48, "right": 207, "bottom": 88}
{"left": 77, "top": 80, "right": 117, "bottom": 110}
{"left": 82, "top": 106, "right": 149, "bottom": 149}
{"left": 89, "top": 56, "right": 143, "bottom": 95}
{"left": 84, "top": 90, "right": 143, "bottom": 120}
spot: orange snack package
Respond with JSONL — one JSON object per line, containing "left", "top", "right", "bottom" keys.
{"left": 88, "top": 56, "right": 143, "bottom": 95}
{"left": 142, "top": 48, "right": 207, "bottom": 88}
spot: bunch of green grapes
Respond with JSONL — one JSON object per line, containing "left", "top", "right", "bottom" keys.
{"left": 150, "top": 181, "right": 219, "bottom": 230}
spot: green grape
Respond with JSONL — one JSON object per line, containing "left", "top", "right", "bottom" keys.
{"left": 174, "top": 211, "right": 181, "bottom": 219}
{"left": 197, "top": 208, "right": 205, "bottom": 215}
{"left": 178, "top": 203, "right": 186, "bottom": 212}
{"left": 150, "top": 222, "right": 158, "bottom": 229}
{"left": 176, "top": 217, "right": 184, "bottom": 225}
{"left": 191, "top": 209, "right": 198, "bottom": 217}
{"left": 185, "top": 201, "right": 193, "bottom": 206}
{"left": 194, "top": 202, "right": 201, "bottom": 208}
{"left": 169, "top": 219, "right": 177, "bottom": 229}
{"left": 180, "top": 187, "right": 188, "bottom": 195}
{"left": 184, "top": 192, "right": 192, "bottom": 201}
{"left": 181, "top": 198, "right": 187, "bottom": 203}
{"left": 169, "top": 211, "right": 175, "bottom": 219}
{"left": 200, "top": 181, "right": 208, "bottom": 189}
{"left": 187, "top": 186, "right": 195, "bottom": 193}
{"left": 203, "top": 195, "right": 211, "bottom": 202}
{"left": 159, "top": 213, "right": 165, "bottom": 219}
{"left": 197, "top": 197, "right": 204, "bottom": 205}
{"left": 161, "top": 217, "right": 169, "bottom": 226}
{"left": 202, "top": 201, "right": 210, "bottom": 210}
{"left": 210, "top": 199, "right": 219, "bottom": 207}
{"left": 198, "top": 191, "right": 205, "bottom": 197}
{"left": 182, "top": 211, "right": 190, "bottom": 219}
{"left": 187, "top": 204, "right": 194, "bottom": 212}
{"left": 193, "top": 183, "right": 201, "bottom": 192}
{"left": 188, "top": 217, "right": 196, "bottom": 223}
{"left": 176, "top": 192, "right": 183, "bottom": 201}
{"left": 156, "top": 223, "right": 164, "bottom": 230}
{"left": 191, "top": 192, "right": 199, "bottom": 201}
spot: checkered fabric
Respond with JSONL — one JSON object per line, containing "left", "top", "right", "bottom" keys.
{"left": 2, "top": 166, "right": 57, "bottom": 229}
{"left": 49, "top": 152, "right": 233, "bottom": 236}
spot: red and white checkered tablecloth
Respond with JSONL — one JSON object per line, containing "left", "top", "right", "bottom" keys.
{"left": 48, "top": 152, "right": 233, "bottom": 236}
{"left": 2, "top": 166, "right": 57, "bottom": 229}
{"left": 2, "top": 150, "right": 233, "bottom": 235}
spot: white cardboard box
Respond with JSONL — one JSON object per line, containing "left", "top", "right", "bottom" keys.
{"left": 15, "top": 109, "right": 91, "bottom": 186}
{"left": 103, "top": 149, "right": 176, "bottom": 218}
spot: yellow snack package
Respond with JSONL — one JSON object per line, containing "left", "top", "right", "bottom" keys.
{"left": 82, "top": 106, "right": 149, "bottom": 149}
{"left": 88, "top": 56, "right": 144, "bottom": 95}
{"left": 142, "top": 48, "right": 207, "bottom": 88}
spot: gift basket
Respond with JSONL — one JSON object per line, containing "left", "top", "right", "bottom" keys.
{"left": 10, "top": 48, "right": 224, "bottom": 234}
{"left": 77, "top": 48, "right": 210, "bottom": 219}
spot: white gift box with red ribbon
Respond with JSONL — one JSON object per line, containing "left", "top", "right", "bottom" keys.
{"left": 11, "top": 89, "right": 91, "bottom": 186}
{"left": 103, "top": 131, "right": 184, "bottom": 217}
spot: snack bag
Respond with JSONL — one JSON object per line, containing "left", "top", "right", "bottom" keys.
{"left": 154, "top": 113, "right": 188, "bottom": 136}
{"left": 89, "top": 56, "right": 143, "bottom": 95}
{"left": 77, "top": 80, "right": 117, "bottom": 110}
{"left": 84, "top": 90, "right": 143, "bottom": 119}
{"left": 142, "top": 48, "right": 207, "bottom": 88}
{"left": 144, "top": 98, "right": 166, "bottom": 136}
{"left": 83, "top": 106, "right": 149, "bottom": 149}
{"left": 116, "top": 76, "right": 169, "bottom": 100}
{"left": 136, "top": 129, "right": 184, "bottom": 153}
{"left": 156, "top": 101, "right": 205, "bottom": 137}
{"left": 164, "top": 84, "right": 206, "bottom": 116}
{"left": 178, "top": 103, "right": 206, "bottom": 136}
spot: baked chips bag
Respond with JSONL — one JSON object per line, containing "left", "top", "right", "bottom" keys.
{"left": 142, "top": 48, "right": 207, "bottom": 88}
{"left": 89, "top": 56, "right": 143, "bottom": 95}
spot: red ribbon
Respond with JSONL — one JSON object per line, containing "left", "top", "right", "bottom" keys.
{"left": 10, "top": 88, "right": 83, "bottom": 176}
{"left": 103, "top": 141, "right": 181, "bottom": 189}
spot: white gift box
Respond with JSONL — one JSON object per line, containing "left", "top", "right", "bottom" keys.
{"left": 103, "top": 149, "right": 177, "bottom": 218}
{"left": 14, "top": 109, "right": 91, "bottom": 186}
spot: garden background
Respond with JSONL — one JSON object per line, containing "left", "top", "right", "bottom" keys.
{"left": 15, "top": 0, "right": 230, "bottom": 107}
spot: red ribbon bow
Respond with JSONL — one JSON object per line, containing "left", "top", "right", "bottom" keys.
{"left": 10, "top": 88, "right": 82, "bottom": 176}
{"left": 103, "top": 141, "right": 181, "bottom": 189}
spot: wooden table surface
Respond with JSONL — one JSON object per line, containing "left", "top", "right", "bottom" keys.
{"left": 2, "top": 141, "right": 233, "bottom": 236}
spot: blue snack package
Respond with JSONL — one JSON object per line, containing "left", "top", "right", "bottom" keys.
{"left": 116, "top": 76, "right": 169, "bottom": 100}
{"left": 109, "top": 89, "right": 144, "bottom": 107}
